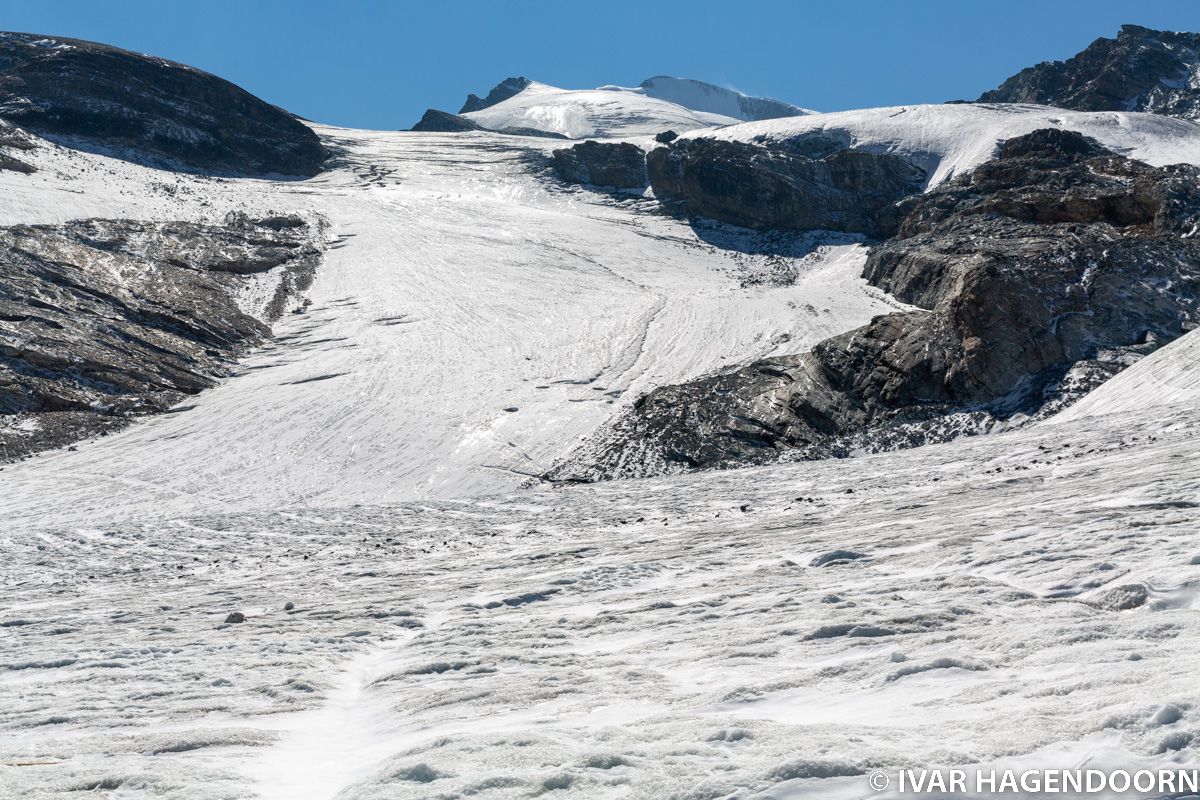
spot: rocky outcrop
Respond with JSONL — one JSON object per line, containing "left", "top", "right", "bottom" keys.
{"left": 411, "top": 109, "right": 485, "bottom": 133}
{"left": 0, "top": 214, "right": 323, "bottom": 460}
{"left": 460, "top": 77, "right": 532, "bottom": 113}
{"left": 647, "top": 137, "right": 925, "bottom": 237}
{"left": 0, "top": 31, "right": 327, "bottom": 175}
{"left": 0, "top": 119, "right": 35, "bottom": 173}
{"left": 551, "top": 141, "right": 647, "bottom": 189}
{"left": 977, "top": 25, "right": 1200, "bottom": 120}
{"left": 563, "top": 129, "right": 1200, "bottom": 478}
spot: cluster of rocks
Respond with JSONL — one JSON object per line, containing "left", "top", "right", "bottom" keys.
{"left": 0, "top": 31, "right": 327, "bottom": 175}
{"left": 0, "top": 213, "right": 323, "bottom": 460}
{"left": 977, "top": 25, "right": 1200, "bottom": 120}
{"left": 560, "top": 130, "right": 1200, "bottom": 478}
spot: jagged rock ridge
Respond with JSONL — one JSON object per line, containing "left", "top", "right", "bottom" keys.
{"left": 561, "top": 129, "right": 1200, "bottom": 479}
{"left": 0, "top": 214, "right": 323, "bottom": 460}
{"left": 460, "top": 76, "right": 532, "bottom": 114}
{"left": 0, "top": 31, "right": 327, "bottom": 175}
{"left": 978, "top": 25, "right": 1200, "bottom": 119}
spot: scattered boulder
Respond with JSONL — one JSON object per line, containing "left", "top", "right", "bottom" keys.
{"left": 0, "top": 31, "right": 327, "bottom": 175}
{"left": 655, "top": 130, "right": 679, "bottom": 144}
{"left": 1094, "top": 583, "right": 1150, "bottom": 611}
{"left": 551, "top": 140, "right": 647, "bottom": 190}
{"left": 646, "top": 137, "right": 925, "bottom": 236}
{"left": 810, "top": 550, "right": 866, "bottom": 568}
{"left": 224, "top": 612, "right": 246, "bottom": 624}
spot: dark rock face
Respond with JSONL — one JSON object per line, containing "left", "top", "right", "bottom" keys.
{"left": 647, "top": 137, "right": 925, "bottom": 237}
{"left": 460, "top": 77, "right": 531, "bottom": 114}
{"left": 411, "top": 109, "right": 485, "bottom": 133}
{"left": 551, "top": 141, "right": 647, "bottom": 190}
{"left": 0, "top": 214, "right": 322, "bottom": 460}
{"left": 0, "top": 31, "right": 327, "bottom": 175}
{"left": 978, "top": 25, "right": 1200, "bottom": 120}
{"left": 564, "top": 130, "right": 1200, "bottom": 478}
{"left": 0, "top": 119, "right": 36, "bottom": 173}
{"left": 655, "top": 130, "right": 678, "bottom": 144}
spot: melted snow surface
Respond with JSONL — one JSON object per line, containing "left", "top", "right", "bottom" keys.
{"left": 686, "top": 103, "right": 1200, "bottom": 186}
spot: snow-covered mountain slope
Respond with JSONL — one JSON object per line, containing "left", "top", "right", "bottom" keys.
{"left": 460, "top": 80, "right": 740, "bottom": 138}
{"left": 638, "top": 75, "right": 813, "bottom": 120}
{"left": 4, "top": 81, "right": 1200, "bottom": 800}
{"left": 4, "top": 377, "right": 1198, "bottom": 800}
{"left": 1052, "top": 328, "right": 1200, "bottom": 423}
{"left": 684, "top": 102, "right": 1200, "bottom": 185}
{"left": 0, "top": 126, "right": 898, "bottom": 528}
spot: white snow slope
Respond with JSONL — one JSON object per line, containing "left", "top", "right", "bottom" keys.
{"left": 0, "top": 128, "right": 897, "bottom": 528}
{"left": 2, "top": 103, "right": 1200, "bottom": 800}
{"left": 461, "top": 80, "right": 740, "bottom": 138}
{"left": 686, "top": 102, "right": 1200, "bottom": 186}
{"left": 638, "top": 76, "right": 815, "bottom": 120}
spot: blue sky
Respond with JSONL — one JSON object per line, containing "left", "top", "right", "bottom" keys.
{"left": 4, "top": 1, "right": 1200, "bottom": 129}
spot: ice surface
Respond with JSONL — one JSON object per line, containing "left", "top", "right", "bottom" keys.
{"left": 0, "top": 129, "right": 895, "bottom": 528}
{"left": 461, "top": 80, "right": 741, "bottom": 138}
{"left": 2, "top": 102, "right": 1200, "bottom": 800}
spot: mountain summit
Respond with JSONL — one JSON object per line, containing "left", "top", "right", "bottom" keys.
{"left": 978, "top": 24, "right": 1200, "bottom": 119}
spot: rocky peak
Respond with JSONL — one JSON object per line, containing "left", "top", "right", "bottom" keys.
{"left": 0, "top": 31, "right": 327, "bottom": 175}
{"left": 459, "top": 76, "right": 532, "bottom": 113}
{"left": 977, "top": 25, "right": 1200, "bottom": 119}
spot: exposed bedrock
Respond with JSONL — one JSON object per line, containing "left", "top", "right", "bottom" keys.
{"left": 646, "top": 136, "right": 926, "bottom": 236}
{"left": 551, "top": 140, "right": 648, "bottom": 190}
{"left": 411, "top": 109, "right": 485, "bottom": 133}
{"left": 0, "top": 31, "right": 327, "bottom": 176}
{"left": 459, "top": 76, "right": 532, "bottom": 114}
{"left": 0, "top": 119, "right": 36, "bottom": 173}
{"left": 0, "top": 214, "right": 324, "bottom": 460}
{"left": 562, "top": 129, "right": 1200, "bottom": 479}
{"left": 977, "top": 25, "right": 1200, "bottom": 120}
